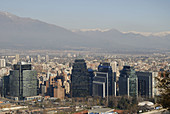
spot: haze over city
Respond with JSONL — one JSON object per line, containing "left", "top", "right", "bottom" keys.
{"left": 1, "top": 0, "right": 170, "bottom": 32}
{"left": 0, "top": 1, "right": 169, "bottom": 114}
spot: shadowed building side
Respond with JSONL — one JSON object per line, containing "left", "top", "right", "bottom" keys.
{"left": 119, "top": 66, "right": 138, "bottom": 97}
{"left": 71, "top": 59, "right": 91, "bottom": 97}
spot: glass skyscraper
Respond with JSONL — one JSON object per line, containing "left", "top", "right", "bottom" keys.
{"left": 9, "top": 62, "right": 37, "bottom": 100}
{"left": 98, "top": 62, "right": 114, "bottom": 96}
{"left": 119, "top": 66, "right": 138, "bottom": 97}
{"left": 137, "top": 71, "right": 155, "bottom": 98}
{"left": 71, "top": 59, "right": 90, "bottom": 97}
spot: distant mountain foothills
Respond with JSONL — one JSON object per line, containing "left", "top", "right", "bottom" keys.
{"left": 0, "top": 11, "right": 170, "bottom": 52}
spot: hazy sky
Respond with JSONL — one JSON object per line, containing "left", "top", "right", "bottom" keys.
{"left": 0, "top": 0, "right": 170, "bottom": 32}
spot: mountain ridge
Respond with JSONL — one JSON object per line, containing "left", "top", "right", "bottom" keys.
{"left": 0, "top": 11, "right": 169, "bottom": 51}
{"left": 72, "top": 28, "right": 170, "bottom": 37}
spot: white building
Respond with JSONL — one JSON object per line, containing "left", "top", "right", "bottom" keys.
{"left": 0, "top": 59, "right": 6, "bottom": 68}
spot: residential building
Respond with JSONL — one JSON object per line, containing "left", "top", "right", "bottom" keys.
{"left": 0, "top": 59, "right": 6, "bottom": 68}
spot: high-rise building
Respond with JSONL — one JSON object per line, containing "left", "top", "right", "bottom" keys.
{"left": 0, "top": 59, "right": 6, "bottom": 68}
{"left": 63, "top": 80, "right": 70, "bottom": 95}
{"left": 110, "top": 61, "right": 117, "bottom": 73}
{"left": 54, "top": 79, "right": 65, "bottom": 100}
{"left": 111, "top": 61, "right": 119, "bottom": 81}
{"left": 9, "top": 62, "right": 37, "bottom": 100}
{"left": 2, "top": 76, "right": 9, "bottom": 97}
{"left": 98, "top": 62, "right": 115, "bottom": 96}
{"left": 44, "top": 75, "right": 65, "bottom": 98}
{"left": 45, "top": 55, "right": 49, "bottom": 63}
{"left": 119, "top": 66, "right": 138, "bottom": 97}
{"left": 15, "top": 54, "right": 20, "bottom": 63}
{"left": 88, "top": 69, "right": 95, "bottom": 96}
{"left": 71, "top": 59, "right": 90, "bottom": 97}
{"left": 136, "top": 71, "right": 155, "bottom": 98}
{"left": 93, "top": 72, "right": 108, "bottom": 98}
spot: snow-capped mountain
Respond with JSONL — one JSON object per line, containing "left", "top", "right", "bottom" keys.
{"left": 0, "top": 11, "right": 169, "bottom": 52}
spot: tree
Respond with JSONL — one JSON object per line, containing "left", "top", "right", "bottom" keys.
{"left": 117, "top": 96, "right": 130, "bottom": 109}
{"left": 108, "top": 96, "right": 118, "bottom": 108}
{"left": 116, "top": 96, "right": 138, "bottom": 113}
{"left": 156, "top": 71, "right": 170, "bottom": 109}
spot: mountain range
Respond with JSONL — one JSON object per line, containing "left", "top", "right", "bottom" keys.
{"left": 0, "top": 11, "right": 170, "bottom": 52}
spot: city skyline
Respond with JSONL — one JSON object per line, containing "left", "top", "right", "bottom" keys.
{"left": 0, "top": 0, "right": 170, "bottom": 32}
{"left": 0, "top": 51, "right": 169, "bottom": 113}
{"left": 0, "top": 1, "right": 169, "bottom": 113}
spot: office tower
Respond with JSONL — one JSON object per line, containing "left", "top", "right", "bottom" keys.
{"left": 111, "top": 61, "right": 119, "bottom": 81}
{"left": 93, "top": 72, "right": 108, "bottom": 98}
{"left": 0, "top": 77, "right": 2, "bottom": 96}
{"left": 71, "top": 59, "right": 90, "bottom": 97}
{"left": 0, "top": 59, "right": 6, "bottom": 68}
{"left": 2, "top": 76, "right": 10, "bottom": 97}
{"left": 136, "top": 71, "right": 155, "bottom": 98}
{"left": 9, "top": 62, "right": 37, "bottom": 100}
{"left": 88, "top": 69, "right": 95, "bottom": 96}
{"left": 98, "top": 62, "right": 115, "bottom": 96}
{"left": 15, "top": 54, "right": 20, "bottom": 62}
{"left": 119, "top": 66, "right": 138, "bottom": 97}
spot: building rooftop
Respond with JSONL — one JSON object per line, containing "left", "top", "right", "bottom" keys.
{"left": 17, "top": 61, "right": 31, "bottom": 65}
{"left": 88, "top": 108, "right": 114, "bottom": 113}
